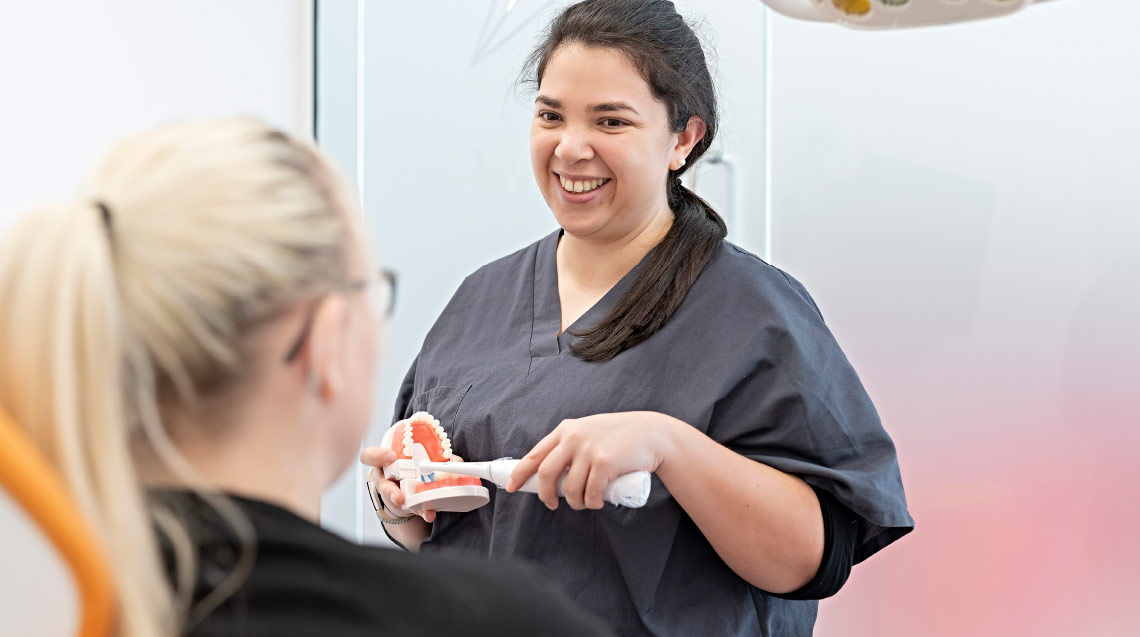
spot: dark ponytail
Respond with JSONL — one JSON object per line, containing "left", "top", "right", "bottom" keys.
{"left": 523, "top": 0, "right": 727, "bottom": 362}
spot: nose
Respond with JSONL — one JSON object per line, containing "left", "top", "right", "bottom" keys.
{"left": 554, "top": 125, "right": 594, "bottom": 165}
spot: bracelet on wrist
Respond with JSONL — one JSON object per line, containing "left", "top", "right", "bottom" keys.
{"left": 366, "top": 480, "right": 414, "bottom": 524}
{"left": 379, "top": 513, "right": 413, "bottom": 525}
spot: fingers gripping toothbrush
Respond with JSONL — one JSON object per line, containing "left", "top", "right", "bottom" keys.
{"left": 417, "top": 458, "right": 651, "bottom": 508}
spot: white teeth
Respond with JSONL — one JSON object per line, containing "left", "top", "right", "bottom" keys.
{"left": 559, "top": 176, "right": 608, "bottom": 194}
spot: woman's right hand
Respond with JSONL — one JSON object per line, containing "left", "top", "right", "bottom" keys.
{"left": 360, "top": 445, "right": 438, "bottom": 524}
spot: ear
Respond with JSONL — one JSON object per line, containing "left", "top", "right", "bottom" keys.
{"left": 671, "top": 116, "right": 707, "bottom": 169}
{"left": 304, "top": 295, "right": 350, "bottom": 403}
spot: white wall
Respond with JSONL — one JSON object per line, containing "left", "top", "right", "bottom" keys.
{"left": 0, "top": 0, "right": 312, "bottom": 231}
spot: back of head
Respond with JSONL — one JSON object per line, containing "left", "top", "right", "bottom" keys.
{"left": 0, "top": 117, "right": 355, "bottom": 635}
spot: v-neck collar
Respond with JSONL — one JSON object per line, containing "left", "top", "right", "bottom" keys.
{"left": 529, "top": 229, "right": 654, "bottom": 360}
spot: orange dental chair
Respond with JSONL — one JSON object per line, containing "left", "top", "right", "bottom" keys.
{"left": 0, "top": 407, "right": 114, "bottom": 636}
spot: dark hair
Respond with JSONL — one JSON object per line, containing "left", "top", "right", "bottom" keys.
{"left": 523, "top": 0, "right": 727, "bottom": 363}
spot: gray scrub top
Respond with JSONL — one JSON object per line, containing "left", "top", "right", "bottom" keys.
{"left": 393, "top": 230, "right": 913, "bottom": 636}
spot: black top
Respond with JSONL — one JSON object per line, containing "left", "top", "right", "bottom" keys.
{"left": 156, "top": 490, "right": 614, "bottom": 637}
{"left": 393, "top": 231, "right": 914, "bottom": 636}
{"left": 775, "top": 485, "right": 860, "bottom": 601}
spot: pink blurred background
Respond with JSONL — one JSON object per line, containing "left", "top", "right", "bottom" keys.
{"left": 769, "top": 3, "right": 1140, "bottom": 634}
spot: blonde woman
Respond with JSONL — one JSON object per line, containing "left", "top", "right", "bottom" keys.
{"left": 0, "top": 118, "right": 611, "bottom": 637}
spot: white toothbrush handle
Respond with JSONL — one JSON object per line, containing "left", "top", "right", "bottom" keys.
{"left": 492, "top": 460, "right": 651, "bottom": 508}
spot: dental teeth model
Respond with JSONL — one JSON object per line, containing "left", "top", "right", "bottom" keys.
{"left": 374, "top": 412, "right": 653, "bottom": 514}
{"left": 378, "top": 412, "right": 490, "bottom": 514}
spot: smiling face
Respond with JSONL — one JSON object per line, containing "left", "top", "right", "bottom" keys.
{"left": 530, "top": 44, "right": 684, "bottom": 244}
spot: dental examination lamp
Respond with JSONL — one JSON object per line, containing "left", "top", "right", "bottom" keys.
{"left": 760, "top": 0, "right": 1055, "bottom": 29}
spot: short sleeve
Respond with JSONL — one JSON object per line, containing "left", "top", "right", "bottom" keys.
{"left": 707, "top": 270, "right": 914, "bottom": 563}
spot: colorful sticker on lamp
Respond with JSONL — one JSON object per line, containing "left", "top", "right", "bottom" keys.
{"left": 833, "top": 0, "right": 872, "bottom": 16}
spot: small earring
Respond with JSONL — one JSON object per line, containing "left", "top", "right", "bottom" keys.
{"left": 677, "top": 157, "right": 686, "bottom": 169}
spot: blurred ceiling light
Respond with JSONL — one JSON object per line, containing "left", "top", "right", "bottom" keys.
{"left": 760, "top": 0, "right": 1055, "bottom": 29}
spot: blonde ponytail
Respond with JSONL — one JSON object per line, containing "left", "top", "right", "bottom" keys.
{"left": 0, "top": 200, "right": 175, "bottom": 635}
{"left": 0, "top": 117, "right": 357, "bottom": 635}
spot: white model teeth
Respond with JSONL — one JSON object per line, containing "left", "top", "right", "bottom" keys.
{"left": 559, "top": 176, "right": 609, "bottom": 193}
{"left": 406, "top": 411, "right": 454, "bottom": 460}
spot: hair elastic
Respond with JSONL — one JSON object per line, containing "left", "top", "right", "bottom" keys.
{"left": 94, "top": 201, "right": 113, "bottom": 234}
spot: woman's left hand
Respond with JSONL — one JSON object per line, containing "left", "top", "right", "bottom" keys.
{"left": 506, "top": 411, "right": 682, "bottom": 510}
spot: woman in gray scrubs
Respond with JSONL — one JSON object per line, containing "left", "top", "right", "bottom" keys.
{"left": 365, "top": 1, "right": 913, "bottom": 634}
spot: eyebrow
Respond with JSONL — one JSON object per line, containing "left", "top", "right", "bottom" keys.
{"left": 589, "top": 102, "right": 639, "bottom": 115}
{"left": 535, "top": 96, "right": 640, "bottom": 116}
